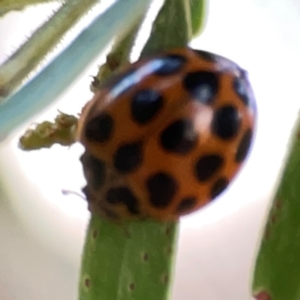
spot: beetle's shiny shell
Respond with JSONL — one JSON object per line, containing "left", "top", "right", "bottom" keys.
{"left": 77, "top": 48, "right": 256, "bottom": 221}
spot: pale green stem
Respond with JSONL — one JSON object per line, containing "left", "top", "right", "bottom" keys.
{"left": 0, "top": 0, "right": 58, "bottom": 16}
{"left": 79, "top": 217, "right": 178, "bottom": 300}
{"left": 188, "top": 0, "right": 207, "bottom": 36}
{"left": 141, "top": 0, "right": 191, "bottom": 56}
{"left": 252, "top": 118, "right": 300, "bottom": 299}
{"left": 0, "top": 0, "right": 100, "bottom": 100}
{"left": 0, "top": 0, "right": 57, "bottom": 9}
{"left": 0, "top": 0, "right": 153, "bottom": 141}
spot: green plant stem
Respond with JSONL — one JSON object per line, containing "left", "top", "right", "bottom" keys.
{"left": 78, "top": 1, "right": 207, "bottom": 300}
{"left": 252, "top": 118, "right": 300, "bottom": 299}
{"left": 188, "top": 0, "right": 206, "bottom": 36}
{"left": 0, "top": 0, "right": 57, "bottom": 16}
{"left": 0, "top": 0, "right": 153, "bottom": 141}
{"left": 141, "top": 0, "right": 191, "bottom": 56}
{"left": 0, "top": 0, "right": 100, "bottom": 100}
{"left": 79, "top": 217, "right": 178, "bottom": 300}
{"left": 0, "top": 0, "right": 56, "bottom": 10}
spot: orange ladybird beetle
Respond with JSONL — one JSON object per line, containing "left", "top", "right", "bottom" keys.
{"left": 77, "top": 48, "right": 256, "bottom": 221}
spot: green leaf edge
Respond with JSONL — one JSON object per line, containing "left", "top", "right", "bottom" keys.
{"left": 252, "top": 118, "right": 300, "bottom": 300}
{"left": 141, "top": 0, "right": 190, "bottom": 56}
{"left": 79, "top": 217, "right": 178, "bottom": 300}
{"left": 0, "top": 0, "right": 100, "bottom": 101}
{"left": 188, "top": 0, "right": 206, "bottom": 36}
{"left": 0, "top": 0, "right": 57, "bottom": 15}
{"left": 0, "top": 0, "right": 153, "bottom": 141}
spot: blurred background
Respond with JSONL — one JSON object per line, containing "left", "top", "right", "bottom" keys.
{"left": 1, "top": 0, "right": 300, "bottom": 299}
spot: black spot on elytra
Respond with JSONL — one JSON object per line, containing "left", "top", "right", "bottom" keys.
{"left": 235, "top": 129, "right": 253, "bottom": 163}
{"left": 210, "top": 177, "right": 229, "bottom": 199}
{"left": 154, "top": 54, "right": 187, "bottom": 75}
{"left": 106, "top": 187, "right": 140, "bottom": 215}
{"left": 160, "top": 119, "right": 198, "bottom": 154}
{"left": 146, "top": 172, "right": 178, "bottom": 208}
{"left": 195, "top": 154, "right": 224, "bottom": 182}
{"left": 211, "top": 105, "right": 241, "bottom": 140}
{"left": 85, "top": 113, "right": 113, "bottom": 143}
{"left": 113, "top": 141, "right": 143, "bottom": 173}
{"left": 80, "top": 153, "right": 106, "bottom": 190}
{"left": 183, "top": 71, "right": 219, "bottom": 104}
{"left": 131, "top": 89, "right": 164, "bottom": 124}
{"left": 176, "top": 197, "right": 197, "bottom": 214}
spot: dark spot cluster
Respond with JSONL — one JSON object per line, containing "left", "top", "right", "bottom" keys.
{"left": 131, "top": 89, "right": 164, "bottom": 124}
{"left": 143, "top": 153, "right": 232, "bottom": 212}
{"left": 143, "top": 168, "right": 224, "bottom": 214}
{"left": 80, "top": 153, "right": 106, "bottom": 190}
{"left": 85, "top": 113, "right": 114, "bottom": 143}
{"left": 146, "top": 172, "right": 178, "bottom": 208}
{"left": 141, "top": 153, "right": 233, "bottom": 213}
{"left": 113, "top": 141, "right": 143, "bottom": 173}
{"left": 183, "top": 71, "right": 219, "bottom": 104}
{"left": 80, "top": 151, "right": 141, "bottom": 218}
{"left": 211, "top": 105, "right": 241, "bottom": 140}
{"left": 160, "top": 119, "right": 198, "bottom": 154}
{"left": 195, "top": 154, "right": 224, "bottom": 182}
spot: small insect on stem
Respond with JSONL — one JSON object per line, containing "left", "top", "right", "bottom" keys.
{"left": 77, "top": 47, "right": 256, "bottom": 222}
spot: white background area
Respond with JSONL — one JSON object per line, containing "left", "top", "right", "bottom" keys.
{"left": 1, "top": 0, "right": 300, "bottom": 299}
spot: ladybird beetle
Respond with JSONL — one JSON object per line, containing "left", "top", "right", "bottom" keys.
{"left": 77, "top": 48, "right": 256, "bottom": 221}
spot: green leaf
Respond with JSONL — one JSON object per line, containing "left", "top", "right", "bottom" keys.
{"left": 0, "top": 0, "right": 57, "bottom": 14}
{"left": 79, "top": 216, "right": 178, "bottom": 300}
{"left": 141, "top": 0, "right": 192, "bottom": 56}
{"left": 141, "top": 0, "right": 207, "bottom": 57}
{"left": 188, "top": 0, "right": 206, "bottom": 36}
{"left": 0, "top": 0, "right": 152, "bottom": 141}
{"left": 0, "top": 0, "right": 100, "bottom": 101}
{"left": 252, "top": 119, "right": 300, "bottom": 300}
